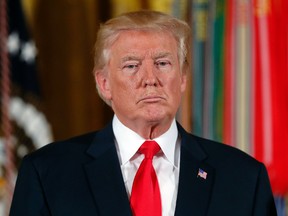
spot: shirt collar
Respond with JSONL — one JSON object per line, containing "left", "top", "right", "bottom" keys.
{"left": 112, "top": 115, "right": 178, "bottom": 167}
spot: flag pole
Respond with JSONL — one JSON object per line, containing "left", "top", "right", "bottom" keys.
{"left": 0, "top": 0, "right": 16, "bottom": 214}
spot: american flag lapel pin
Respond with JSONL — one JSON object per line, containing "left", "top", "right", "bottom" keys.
{"left": 197, "top": 168, "right": 207, "bottom": 180}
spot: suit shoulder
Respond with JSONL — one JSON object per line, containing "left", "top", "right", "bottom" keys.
{"left": 191, "top": 134, "right": 262, "bottom": 167}
{"left": 25, "top": 131, "right": 99, "bottom": 161}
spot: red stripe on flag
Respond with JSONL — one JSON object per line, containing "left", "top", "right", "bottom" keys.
{"left": 223, "top": 0, "right": 236, "bottom": 146}
{"left": 252, "top": 0, "right": 288, "bottom": 195}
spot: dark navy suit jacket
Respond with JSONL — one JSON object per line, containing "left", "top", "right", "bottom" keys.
{"left": 10, "top": 122, "right": 277, "bottom": 216}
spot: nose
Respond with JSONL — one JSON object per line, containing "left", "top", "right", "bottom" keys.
{"left": 142, "top": 64, "right": 160, "bottom": 87}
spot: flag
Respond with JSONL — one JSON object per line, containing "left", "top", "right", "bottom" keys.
{"left": 191, "top": 0, "right": 209, "bottom": 137}
{"left": 0, "top": 0, "right": 53, "bottom": 214}
{"left": 223, "top": 0, "right": 236, "bottom": 146}
{"left": 252, "top": 2, "right": 288, "bottom": 212}
{"left": 205, "top": 0, "right": 226, "bottom": 142}
{"left": 187, "top": 0, "right": 288, "bottom": 214}
{"left": 197, "top": 168, "right": 207, "bottom": 180}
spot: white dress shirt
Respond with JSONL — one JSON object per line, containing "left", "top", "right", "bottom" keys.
{"left": 112, "top": 115, "right": 181, "bottom": 216}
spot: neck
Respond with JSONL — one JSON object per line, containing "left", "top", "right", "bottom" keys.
{"left": 117, "top": 116, "right": 173, "bottom": 139}
{"left": 136, "top": 122, "right": 171, "bottom": 139}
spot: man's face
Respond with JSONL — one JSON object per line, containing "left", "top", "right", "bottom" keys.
{"left": 96, "top": 30, "right": 187, "bottom": 132}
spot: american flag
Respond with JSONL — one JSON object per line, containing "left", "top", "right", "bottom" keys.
{"left": 0, "top": 0, "right": 53, "bottom": 214}
{"left": 197, "top": 168, "right": 207, "bottom": 180}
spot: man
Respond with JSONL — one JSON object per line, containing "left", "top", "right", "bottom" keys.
{"left": 10, "top": 11, "right": 276, "bottom": 216}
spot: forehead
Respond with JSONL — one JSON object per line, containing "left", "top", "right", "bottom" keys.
{"left": 110, "top": 30, "right": 178, "bottom": 57}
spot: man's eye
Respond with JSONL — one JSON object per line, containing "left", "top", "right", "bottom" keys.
{"left": 125, "top": 64, "right": 138, "bottom": 69}
{"left": 155, "top": 61, "right": 172, "bottom": 69}
{"left": 157, "top": 61, "right": 168, "bottom": 66}
{"left": 122, "top": 63, "right": 140, "bottom": 74}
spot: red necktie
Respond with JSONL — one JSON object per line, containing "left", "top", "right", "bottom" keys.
{"left": 130, "top": 140, "right": 162, "bottom": 216}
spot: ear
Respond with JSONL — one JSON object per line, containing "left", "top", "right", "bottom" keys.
{"left": 180, "top": 67, "right": 187, "bottom": 93}
{"left": 94, "top": 70, "right": 112, "bottom": 100}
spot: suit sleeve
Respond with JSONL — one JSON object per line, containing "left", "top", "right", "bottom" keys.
{"left": 9, "top": 156, "right": 51, "bottom": 216}
{"left": 253, "top": 163, "right": 277, "bottom": 216}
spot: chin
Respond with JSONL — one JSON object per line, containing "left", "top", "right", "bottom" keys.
{"left": 143, "top": 111, "right": 171, "bottom": 124}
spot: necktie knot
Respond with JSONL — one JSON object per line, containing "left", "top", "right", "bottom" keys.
{"left": 139, "top": 140, "right": 160, "bottom": 159}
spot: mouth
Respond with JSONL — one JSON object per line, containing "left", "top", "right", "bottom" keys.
{"left": 137, "top": 95, "right": 166, "bottom": 104}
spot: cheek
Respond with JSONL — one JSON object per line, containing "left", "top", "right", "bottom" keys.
{"left": 169, "top": 74, "right": 185, "bottom": 90}
{"left": 110, "top": 77, "right": 137, "bottom": 101}
{"left": 167, "top": 76, "right": 186, "bottom": 103}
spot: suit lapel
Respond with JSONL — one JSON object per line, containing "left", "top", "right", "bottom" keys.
{"left": 175, "top": 125, "right": 215, "bottom": 216}
{"left": 84, "top": 123, "right": 132, "bottom": 216}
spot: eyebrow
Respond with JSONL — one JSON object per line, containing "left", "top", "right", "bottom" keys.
{"left": 120, "top": 51, "right": 174, "bottom": 63}
{"left": 121, "top": 55, "right": 142, "bottom": 63}
{"left": 152, "top": 51, "right": 173, "bottom": 60}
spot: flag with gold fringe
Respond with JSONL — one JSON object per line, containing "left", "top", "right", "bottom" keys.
{"left": 0, "top": 0, "right": 53, "bottom": 214}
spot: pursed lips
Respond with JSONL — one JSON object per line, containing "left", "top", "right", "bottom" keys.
{"left": 137, "top": 95, "right": 166, "bottom": 104}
